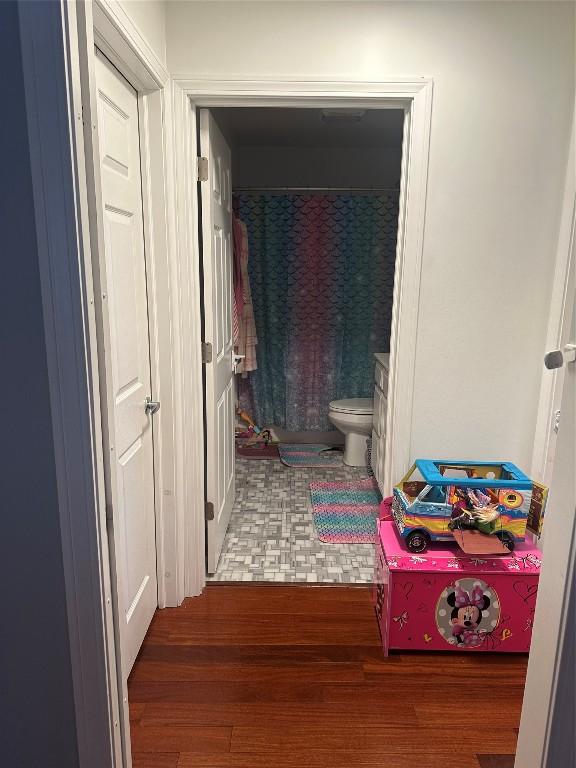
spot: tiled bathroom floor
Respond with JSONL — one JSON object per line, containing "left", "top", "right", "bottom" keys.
{"left": 208, "top": 454, "right": 376, "bottom": 583}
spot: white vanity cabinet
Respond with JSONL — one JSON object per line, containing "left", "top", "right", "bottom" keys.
{"left": 371, "top": 353, "right": 389, "bottom": 493}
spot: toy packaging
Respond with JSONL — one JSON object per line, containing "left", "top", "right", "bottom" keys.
{"left": 391, "top": 459, "right": 547, "bottom": 555}
{"left": 373, "top": 520, "right": 541, "bottom": 654}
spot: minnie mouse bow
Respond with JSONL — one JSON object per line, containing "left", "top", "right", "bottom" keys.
{"left": 454, "top": 585, "right": 485, "bottom": 608}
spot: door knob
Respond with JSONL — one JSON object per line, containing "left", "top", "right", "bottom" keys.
{"left": 145, "top": 397, "right": 160, "bottom": 415}
{"left": 544, "top": 344, "right": 576, "bottom": 370}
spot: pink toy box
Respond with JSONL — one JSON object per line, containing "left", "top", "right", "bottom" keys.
{"left": 373, "top": 520, "right": 541, "bottom": 655}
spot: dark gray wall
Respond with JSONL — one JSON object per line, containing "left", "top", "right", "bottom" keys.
{"left": 210, "top": 107, "right": 404, "bottom": 190}
{"left": 233, "top": 146, "right": 402, "bottom": 190}
{"left": 0, "top": 3, "right": 80, "bottom": 766}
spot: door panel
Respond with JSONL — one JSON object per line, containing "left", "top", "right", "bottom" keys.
{"left": 200, "top": 110, "right": 235, "bottom": 574}
{"left": 516, "top": 279, "right": 575, "bottom": 764}
{"left": 95, "top": 50, "right": 157, "bottom": 674}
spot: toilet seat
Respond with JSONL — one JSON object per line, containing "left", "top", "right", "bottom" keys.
{"left": 329, "top": 398, "right": 374, "bottom": 415}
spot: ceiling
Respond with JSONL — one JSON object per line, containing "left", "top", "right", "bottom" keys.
{"left": 210, "top": 107, "right": 404, "bottom": 149}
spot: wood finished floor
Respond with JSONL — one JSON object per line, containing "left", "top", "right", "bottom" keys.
{"left": 128, "top": 586, "right": 526, "bottom": 768}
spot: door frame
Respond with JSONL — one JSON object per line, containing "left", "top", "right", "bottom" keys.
{"left": 517, "top": 116, "right": 576, "bottom": 766}
{"left": 174, "top": 76, "right": 434, "bottom": 584}
{"left": 73, "top": 2, "right": 179, "bottom": 765}
{"left": 87, "top": 1, "right": 179, "bottom": 614}
{"left": 531, "top": 120, "right": 575, "bottom": 491}
{"left": 26, "top": 0, "right": 185, "bottom": 765}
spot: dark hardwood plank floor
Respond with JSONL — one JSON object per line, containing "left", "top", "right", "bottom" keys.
{"left": 129, "top": 586, "right": 526, "bottom": 768}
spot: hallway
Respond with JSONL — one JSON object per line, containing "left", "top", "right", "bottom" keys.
{"left": 128, "top": 585, "right": 525, "bottom": 767}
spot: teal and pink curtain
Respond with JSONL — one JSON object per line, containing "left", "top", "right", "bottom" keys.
{"left": 236, "top": 192, "right": 399, "bottom": 431}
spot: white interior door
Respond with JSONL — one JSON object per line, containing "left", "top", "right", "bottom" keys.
{"left": 515, "top": 202, "right": 575, "bottom": 765}
{"left": 94, "top": 50, "right": 157, "bottom": 674}
{"left": 200, "top": 110, "right": 236, "bottom": 574}
{"left": 516, "top": 303, "right": 575, "bottom": 766}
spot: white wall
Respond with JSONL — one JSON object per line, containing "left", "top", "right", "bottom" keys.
{"left": 119, "top": 0, "right": 166, "bottom": 65}
{"left": 165, "top": 1, "right": 575, "bottom": 473}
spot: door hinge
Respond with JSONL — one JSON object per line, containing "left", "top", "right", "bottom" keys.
{"left": 201, "top": 341, "right": 213, "bottom": 364}
{"left": 197, "top": 156, "right": 208, "bottom": 182}
{"left": 205, "top": 501, "right": 215, "bottom": 521}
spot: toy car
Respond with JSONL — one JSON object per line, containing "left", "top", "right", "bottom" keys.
{"left": 392, "top": 460, "right": 542, "bottom": 554}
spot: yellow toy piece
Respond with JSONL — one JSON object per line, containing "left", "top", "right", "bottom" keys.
{"left": 499, "top": 490, "right": 524, "bottom": 509}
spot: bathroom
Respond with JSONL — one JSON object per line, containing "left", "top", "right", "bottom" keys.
{"left": 202, "top": 107, "right": 404, "bottom": 582}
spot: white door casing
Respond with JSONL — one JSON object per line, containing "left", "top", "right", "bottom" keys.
{"left": 95, "top": 50, "right": 157, "bottom": 674}
{"left": 200, "top": 109, "right": 236, "bottom": 574}
{"left": 531, "top": 125, "right": 575, "bottom": 491}
{"left": 515, "top": 202, "right": 576, "bottom": 765}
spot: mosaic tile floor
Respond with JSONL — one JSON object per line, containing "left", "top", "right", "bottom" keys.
{"left": 208, "top": 454, "right": 376, "bottom": 583}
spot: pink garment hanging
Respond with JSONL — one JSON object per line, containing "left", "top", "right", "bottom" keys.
{"left": 233, "top": 215, "right": 257, "bottom": 374}
{"left": 232, "top": 217, "right": 244, "bottom": 346}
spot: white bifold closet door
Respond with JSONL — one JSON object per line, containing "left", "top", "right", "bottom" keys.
{"left": 200, "top": 110, "right": 236, "bottom": 574}
{"left": 94, "top": 49, "right": 158, "bottom": 674}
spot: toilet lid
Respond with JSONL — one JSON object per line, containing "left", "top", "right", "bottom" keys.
{"left": 329, "top": 398, "right": 374, "bottom": 415}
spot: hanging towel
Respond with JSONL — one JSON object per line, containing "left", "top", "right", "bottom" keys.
{"left": 232, "top": 219, "right": 244, "bottom": 346}
{"left": 233, "top": 215, "right": 257, "bottom": 374}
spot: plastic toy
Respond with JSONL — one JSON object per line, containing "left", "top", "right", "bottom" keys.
{"left": 392, "top": 459, "right": 546, "bottom": 555}
{"left": 236, "top": 407, "right": 272, "bottom": 444}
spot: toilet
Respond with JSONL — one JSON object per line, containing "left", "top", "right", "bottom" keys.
{"left": 328, "top": 398, "right": 374, "bottom": 467}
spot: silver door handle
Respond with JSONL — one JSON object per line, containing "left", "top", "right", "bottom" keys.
{"left": 145, "top": 397, "right": 160, "bottom": 415}
{"left": 233, "top": 353, "right": 245, "bottom": 373}
{"left": 544, "top": 344, "right": 576, "bottom": 370}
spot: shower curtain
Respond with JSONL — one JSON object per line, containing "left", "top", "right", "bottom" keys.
{"left": 236, "top": 192, "right": 399, "bottom": 432}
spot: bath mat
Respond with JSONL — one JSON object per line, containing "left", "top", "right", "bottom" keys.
{"left": 309, "top": 477, "right": 382, "bottom": 543}
{"left": 278, "top": 444, "right": 343, "bottom": 468}
{"left": 236, "top": 442, "right": 280, "bottom": 460}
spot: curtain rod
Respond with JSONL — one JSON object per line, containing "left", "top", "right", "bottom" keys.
{"left": 233, "top": 186, "right": 400, "bottom": 193}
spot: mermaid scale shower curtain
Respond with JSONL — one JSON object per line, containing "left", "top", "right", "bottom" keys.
{"left": 237, "top": 192, "right": 399, "bottom": 431}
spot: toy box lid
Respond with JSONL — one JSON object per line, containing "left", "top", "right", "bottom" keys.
{"left": 377, "top": 520, "right": 542, "bottom": 575}
{"left": 414, "top": 459, "right": 533, "bottom": 490}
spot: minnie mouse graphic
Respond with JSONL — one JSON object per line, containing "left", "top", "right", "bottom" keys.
{"left": 447, "top": 584, "right": 491, "bottom": 646}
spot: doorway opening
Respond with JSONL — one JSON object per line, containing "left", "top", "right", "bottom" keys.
{"left": 199, "top": 106, "right": 405, "bottom": 582}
